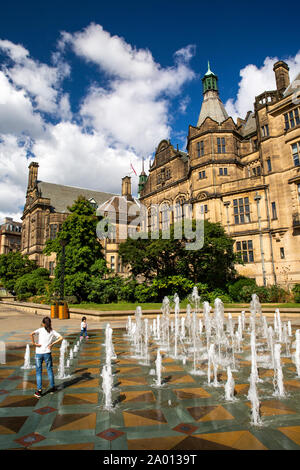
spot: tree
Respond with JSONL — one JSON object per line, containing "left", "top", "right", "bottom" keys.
{"left": 118, "top": 220, "right": 238, "bottom": 290}
{"left": 44, "top": 196, "right": 105, "bottom": 301}
{"left": 0, "top": 252, "right": 37, "bottom": 293}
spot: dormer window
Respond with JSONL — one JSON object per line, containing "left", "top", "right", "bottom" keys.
{"left": 89, "top": 198, "right": 98, "bottom": 210}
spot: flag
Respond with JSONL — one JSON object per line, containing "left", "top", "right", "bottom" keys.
{"left": 130, "top": 163, "right": 137, "bottom": 176}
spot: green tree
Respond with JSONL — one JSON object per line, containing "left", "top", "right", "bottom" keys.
{"left": 44, "top": 196, "right": 105, "bottom": 301}
{"left": 0, "top": 252, "right": 37, "bottom": 293}
{"left": 119, "top": 220, "right": 237, "bottom": 290}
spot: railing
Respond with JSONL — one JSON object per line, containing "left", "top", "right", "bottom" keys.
{"left": 254, "top": 91, "right": 279, "bottom": 110}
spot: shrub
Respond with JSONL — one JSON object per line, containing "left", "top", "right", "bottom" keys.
{"left": 268, "top": 285, "right": 288, "bottom": 303}
{"left": 151, "top": 276, "right": 194, "bottom": 302}
{"left": 119, "top": 278, "right": 138, "bottom": 302}
{"left": 292, "top": 284, "right": 300, "bottom": 303}
{"left": 15, "top": 268, "right": 50, "bottom": 300}
{"left": 228, "top": 277, "right": 257, "bottom": 302}
{"left": 208, "top": 290, "right": 233, "bottom": 303}
{"left": 134, "top": 283, "right": 154, "bottom": 303}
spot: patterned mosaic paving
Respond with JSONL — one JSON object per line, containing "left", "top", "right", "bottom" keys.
{"left": 1, "top": 327, "right": 300, "bottom": 450}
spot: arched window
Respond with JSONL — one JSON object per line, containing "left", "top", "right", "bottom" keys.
{"left": 174, "top": 197, "right": 186, "bottom": 223}
{"left": 148, "top": 205, "right": 159, "bottom": 233}
{"left": 161, "top": 203, "right": 171, "bottom": 230}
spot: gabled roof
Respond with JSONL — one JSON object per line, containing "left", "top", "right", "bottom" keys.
{"left": 240, "top": 112, "right": 257, "bottom": 137}
{"left": 36, "top": 181, "right": 116, "bottom": 213}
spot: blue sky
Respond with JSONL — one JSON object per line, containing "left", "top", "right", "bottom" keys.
{"left": 0, "top": 0, "right": 300, "bottom": 220}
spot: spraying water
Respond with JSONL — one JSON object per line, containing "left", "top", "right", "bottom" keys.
{"left": 294, "top": 330, "right": 300, "bottom": 377}
{"left": 247, "top": 372, "right": 262, "bottom": 426}
{"left": 273, "top": 343, "right": 285, "bottom": 397}
{"left": 101, "top": 364, "right": 113, "bottom": 409}
{"left": 0, "top": 341, "right": 5, "bottom": 364}
{"left": 225, "top": 366, "right": 235, "bottom": 401}
{"left": 21, "top": 344, "right": 33, "bottom": 370}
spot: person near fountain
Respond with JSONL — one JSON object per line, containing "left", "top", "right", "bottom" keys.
{"left": 80, "top": 316, "right": 89, "bottom": 340}
{"left": 30, "top": 317, "right": 63, "bottom": 398}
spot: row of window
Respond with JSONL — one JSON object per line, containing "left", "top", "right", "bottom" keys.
{"left": 157, "top": 168, "right": 171, "bottom": 185}
{"left": 196, "top": 138, "right": 226, "bottom": 157}
{"left": 284, "top": 108, "right": 300, "bottom": 130}
{"left": 236, "top": 241, "right": 285, "bottom": 263}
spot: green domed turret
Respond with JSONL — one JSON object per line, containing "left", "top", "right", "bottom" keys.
{"left": 202, "top": 61, "right": 218, "bottom": 94}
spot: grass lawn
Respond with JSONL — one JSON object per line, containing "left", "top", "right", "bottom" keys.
{"left": 69, "top": 301, "right": 300, "bottom": 311}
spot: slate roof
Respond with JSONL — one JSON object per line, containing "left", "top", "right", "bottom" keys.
{"left": 240, "top": 112, "right": 257, "bottom": 137}
{"left": 197, "top": 91, "right": 229, "bottom": 127}
{"left": 36, "top": 181, "right": 117, "bottom": 213}
{"left": 283, "top": 72, "right": 300, "bottom": 97}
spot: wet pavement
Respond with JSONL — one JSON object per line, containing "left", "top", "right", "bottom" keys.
{"left": 1, "top": 322, "right": 300, "bottom": 450}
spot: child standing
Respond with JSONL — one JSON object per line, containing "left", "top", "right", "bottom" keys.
{"left": 80, "top": 316, "right": 89, "bottom": 339}
{"left": 30, "top": 316, "right": 63, "bottom": 398}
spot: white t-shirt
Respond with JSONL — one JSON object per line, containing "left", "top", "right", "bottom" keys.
{"left": 81, "top": 321, "right": 87, "bottom": 330}
{"left": 33, "top": 327, "right": 61, "bottom": 354}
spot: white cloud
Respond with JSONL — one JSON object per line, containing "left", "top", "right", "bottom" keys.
{"left": 225, "top": 52, "right": 300, "bottom": 121}
{"left": 0, "top": 71, "right": 45, "bottom": 137}
{"left": 61, "top": 23, "right": 195, "bottom": 155}
{"left": 0, "top": 38, "right": 71, "bottom": 116}
{"left": 0, "top": 24, "right": 196, "bottom": 221}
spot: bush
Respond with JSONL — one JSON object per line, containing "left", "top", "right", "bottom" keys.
{"left": 207, "top": 289, "right": 233, "bottom": 303}
{"left": 292, "top": 284, "right": 300, "bottom": 303}
{"left": 268, "top": 285, "right": 288, "bottom": 303}
{"left": 119, "top": 278, "right": 138, "bottom": 302}
{"left": 15, "top": 268, "right": 50, "bottom": 300}
{"left": 228, "top": 277, "right": 257, "bottom": 302}
{"left": 151, "top": 276, "right": 194, "bottom": 302}
{"left": 134, "top": 283, "right": 155, "bottom": 303}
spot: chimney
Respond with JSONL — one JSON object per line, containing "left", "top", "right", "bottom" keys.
{"left": 28, "top": 162, "right": 39, "bottom": 190}
{"left": 273, "top": 61, "right": 290, "bottom": 94}
{"left": 121, "top": 176, "right": 132, "bottom": 199}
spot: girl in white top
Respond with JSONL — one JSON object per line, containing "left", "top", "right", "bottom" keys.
{"left": 30, "top": 316, "right": 63, "bottom": 397}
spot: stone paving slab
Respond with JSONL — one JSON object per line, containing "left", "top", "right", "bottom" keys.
{"left": 1, "top": 318, "right": 300, "bottom": 450}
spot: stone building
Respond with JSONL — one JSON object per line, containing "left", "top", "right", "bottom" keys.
{"left": 0, "top": 217, "right": 22, "bottom": 254}
{"left": 139, "top": 61, "right": 300, "bottom": 288}
{"left": 21, "top": 163, "right": 116, "bottom": 273}
{"left": 21, "top": 59, "right": 300, "bottom": 288}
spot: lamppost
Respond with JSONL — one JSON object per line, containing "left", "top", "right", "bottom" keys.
{"left": 59, "top": 238, "right": 67, "bottom": 301}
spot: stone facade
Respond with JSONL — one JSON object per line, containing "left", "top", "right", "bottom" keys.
{"left": 20, "top": 59, "right": 300, "bottom": 288}
{"left": 139, "top": 61, "right": 300, "bottom": 288}
{"left": 21, "top": 163, "right": 116, "bottom": 274}
{"left": 0, "top": 217, "right": 22, "bottom": 254}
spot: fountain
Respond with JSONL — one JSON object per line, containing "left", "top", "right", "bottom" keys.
{"left": 294, "top": 330, "right": 300, "bottom": 377}
{"left": 155, "top": 349, "right": 163, "bottom": 387}
{"left": 273, "top": 343, "right": 285, "bottom": 397}
{"left": 225, "top": 366, "right": 235, "bottom": 401}
{"left": 267, "top": 326, "right": 275, "bottom": 369}
{"left": 0, "top": 341, "right": 6, "bottom": 364}
{"left": 207, "top": 343, "right": 218, "bottom": 386}
{"left": 101, "top": 364, "right": 113, "bottom": 410}
{"left": 173, "top": 294, "right": 180, "bottom": 359}
{"left": 250, "top": 330, "right": 261, "bottom": 383}
{"left": 57, "top": 340, "right": 71, "bottom": 379}
{"left": 247, "top": 372, "right": 262, "bottom": 426}
{"left": 288, "top": 321, "right": 292, "bottom": 337}
{"left": 21, "top": 344, "right": 34, "bottom": 370}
